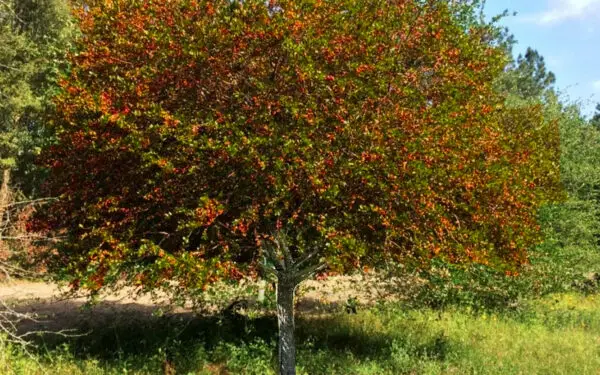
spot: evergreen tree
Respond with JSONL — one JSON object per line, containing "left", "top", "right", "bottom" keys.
{"left": 591, "top": 104, "right": 600, "bottom": 129}
{"left": 0, "top": 0, "right": 73, "bottom": 198}
{"left": 499, "top": 47, "right": 556, "bottom": 100}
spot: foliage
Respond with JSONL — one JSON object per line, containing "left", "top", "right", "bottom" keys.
{"left": 591, "top": 104, "right": 600, "bottom": 129}
{"left": 0, "top": 0, "right": 73, "bottom": 350}
{"left": 497, "top": 48, "right": 556, "bottom": 100}
{"left": 410, "top": 5, "right": 600, "bottom": 306}
{"left": 533, "top": 99, "right": 600, "bottom": 292}
{"left": 0, "top": 0, "right": 73, "bottom": 195}
{"left": 405, "top": 24, "right": 600, "bottom": 308}
{"left": 33, "top": 0, "right": 561, "bottom": 299}
{"left": 411, "top": 75, "right": 600, "bottom": 311}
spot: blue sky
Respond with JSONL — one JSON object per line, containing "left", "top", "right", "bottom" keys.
{"left": 485, "top": 0, "right": 600, "bottom": 116}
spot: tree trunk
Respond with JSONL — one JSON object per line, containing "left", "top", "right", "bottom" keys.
{"left": 276, "top": 275, "right": 296, "bottom": 375}
{"left": 0, "top": 169, "right": 11, "bottom": 228}
{"left": 257, "top": 278, "right": 267, "bottom": 303}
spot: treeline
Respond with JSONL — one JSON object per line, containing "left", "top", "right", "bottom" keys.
{"left": 0, "top": 0, "right": 73, "bottom": 272}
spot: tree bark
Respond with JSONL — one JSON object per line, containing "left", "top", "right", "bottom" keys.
{"left": 276, "top": 275, "right": 296, "bottom": 375}
{"left": 257, "top": 278, "right": 267, "bottom": 303}
{"left": 0, "top": 169, "right": 11, "bottom": 228}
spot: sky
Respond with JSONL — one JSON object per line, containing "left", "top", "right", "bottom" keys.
{"left": 484, "top": 0, "right": 600, "bottom": 116}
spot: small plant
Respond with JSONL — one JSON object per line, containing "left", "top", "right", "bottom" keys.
{"left": 345, "top": 297, "right": 359, "bottom": 315}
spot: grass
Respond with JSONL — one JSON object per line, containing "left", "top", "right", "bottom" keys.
{"left": 2, "top": 293, "right": 600, "bottom": 374}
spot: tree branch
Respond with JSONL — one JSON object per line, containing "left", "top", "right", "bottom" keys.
{"left": 263, "top": 241, "right": 285, "bottom": 272}
{"left": 294, "top": 262, "right": 327, "bottom": 285}
{"left": 292, "top": 247, "right": 321, "bottom": 272}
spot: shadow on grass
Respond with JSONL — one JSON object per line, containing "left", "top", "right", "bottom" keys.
{"left": 13, "top": 299, "right": 453, "bottom": 374}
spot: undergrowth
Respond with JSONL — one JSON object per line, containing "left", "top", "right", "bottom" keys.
{"left": 2, "top": 292, "right": 600, "bottom": 374}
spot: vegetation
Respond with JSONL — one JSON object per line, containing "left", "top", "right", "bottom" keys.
{"left": 406, "top": 34, "right": 600, "bottom": 312}
{"left": 0, "top": 0, "right": 597, "bottom": 374}
{"left": 3, "top": 292, "right": 600, "bottom": 374}
{"left": 29, "top": 1, "right": 564, "bottom": 373}
{"left": 0, "top": 0, "right": 72, "bottom": 279}
{"left": 0, "top": 0, "right": 72, "bottom": 196}
{"left": 0, "top": 0, "right": 73, "bottom": 347}
{"left": 591, "top": 104, "right": 600, "bottom": 129}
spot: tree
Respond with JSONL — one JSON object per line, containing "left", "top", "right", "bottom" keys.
{"left": 31, "top": 1, "right": 561, "bottom": 373}
{"left": 591, "top": 104, "right": 600, "bottom": 129}
{"left": 537, "top": 99, "right": 600, "bottom": 285}
{"left": 0, "top": 0, "right": 72, "bottom": 277}
{"left": 494, "top": 39, "right": 600, "bottom": 298}
{"left": 498, "top": 47, "right": 556, "bottom": 100}
{"left": 0, "top": 0, "right": 72, "bottom": 347}
{"left": 0, "top": 0, "right": 73, "bottom": 197}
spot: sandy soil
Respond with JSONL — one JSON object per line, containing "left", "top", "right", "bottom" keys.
{"left": 0, "top": 274, "right": 401, "bottom": 309}
{"left": 0, "top": 280, "right": 60, "bottom": 302}
{"left": 0, "top": 274, "right": 408, "bottom": 336}
{"left": 0, "top": 280, "right": 176, "bottom": 334}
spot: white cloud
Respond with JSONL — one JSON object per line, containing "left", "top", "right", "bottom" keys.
{"left": 593, "top": 80, "right": 600, "bottom": 91}
{"left": 523, "top": 0, "right": 600, "bottom": 25}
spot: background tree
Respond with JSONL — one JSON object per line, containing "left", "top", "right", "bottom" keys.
{"left": 498, "top": 47, "right": 556, "bottom": 101}
{"left": 591, "top": 104, "right": 600, "bottom": 129}
{"left": 0, "top": 0, "right": 73, "bottom": 271}
{"left": 499, "top": 41, "right": 600, "bottom": 295}
{"left": 32, "top": 0, "right": 561, "bottom": 373}
{"left": 534, "top": 99, "right": 600, "bottom": 290}
{"left": 0, "top": 0, "right": 72, "bottom": 198}
{"left": 0, "top": 0, "right": 72, "bottom": 346}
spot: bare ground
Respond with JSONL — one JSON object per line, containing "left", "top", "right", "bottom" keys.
{"left": 0, "top": 274, "right": 412, "bottom": 338}
{"left": 0, "top": 280, "right": 177, "bottom": 335}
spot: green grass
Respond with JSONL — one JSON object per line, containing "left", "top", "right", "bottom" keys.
{"left": 2, "top": 293, "right": 600, "bottom": 374}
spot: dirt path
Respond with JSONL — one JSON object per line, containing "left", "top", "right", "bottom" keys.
{"left": 0, "top": 280, "right": 198, "bottom": 337}
{"left": 0, "top": 274, "right": 406, "bottom": 337}
{"left": 0, "top": 280, "right": 60, "bottom": 302}
{"left": 0, "top": 274, "right": 401, "bottom": 309}
{"left": 0, "top": 280, "right": 171, "bottom": 306}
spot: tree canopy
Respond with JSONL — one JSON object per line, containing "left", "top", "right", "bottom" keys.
{"left": 33, "top": 0, "right": 561, "bottom": 293}
{"left": 591, "top": 104, "right": 600, "bottom": 129}
{"left": 498, "top": 47, "right": 556, "bottom": 101}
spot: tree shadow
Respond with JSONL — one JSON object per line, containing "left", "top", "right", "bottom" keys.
{"left": 12, "top": 298, "right": 455, "bottom": 373}
{"left": 15, "top": 298, "right": 276, "bottom": 355}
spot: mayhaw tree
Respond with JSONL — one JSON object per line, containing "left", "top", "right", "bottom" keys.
{"left": 32, "top": 0, "right": 561, "bottom": 373}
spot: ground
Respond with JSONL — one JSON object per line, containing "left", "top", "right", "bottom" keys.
{"left": 0, "top": 274, "right": 399, "bottom": 333}
{"left": 0, "top": 278, "right": 599, "bottom": 374}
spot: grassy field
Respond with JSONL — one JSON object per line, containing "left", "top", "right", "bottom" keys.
{"left": 2, "top": 292, "right": 600, "bottom": 374}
